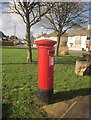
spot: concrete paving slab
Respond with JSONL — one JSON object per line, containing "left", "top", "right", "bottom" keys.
{"left": 42, "top": 97, "right": 79, "bottom": 118}
{"left": 42, "top": 95, "right": 90, "bottom": 119}
{"left": 42, "top": 101, "right": 69, "bottom": 118}
{"left": 63, "top": 96, "right": 90, "bottom": 119}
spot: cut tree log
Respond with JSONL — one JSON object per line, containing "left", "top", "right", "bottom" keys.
{"left": 75, "top": 61, "right": 91, "bottom": 76}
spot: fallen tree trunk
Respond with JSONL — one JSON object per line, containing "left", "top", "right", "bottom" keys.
{"left": 75, "top": 61, "right": 91, "bottom": 76}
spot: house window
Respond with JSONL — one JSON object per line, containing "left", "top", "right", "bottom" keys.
{"left": 87, "top": 36, "right": 91, "bottom": 40}
{"left": 70, "top": 43, "right": 73, "bottom": 47}
{"left": 75, "top": 44, "right": 81, "bottom": 48}
{"left": 75, "top": 36, "right": 81, "bottom": 40}
{"left": 75, "top": 36, "right": 81, "bottom": 48}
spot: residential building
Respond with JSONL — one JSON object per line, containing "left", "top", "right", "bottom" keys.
{"left": 67, "top": 25, "right": 91, "bottom": 51}
{"left": 0, "top": 31, "right": 14, "bottom": 46}
{"left": 35, "top": 25, "right": 91, "bottom": 52}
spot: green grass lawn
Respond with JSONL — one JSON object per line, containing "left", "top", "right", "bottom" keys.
{"left": 2, "top": 46, "right": 90, "bottom": 119}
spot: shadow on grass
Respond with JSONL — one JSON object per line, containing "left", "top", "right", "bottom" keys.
{"left": 2, "top": 103, "right": 12, "bottom": 119}
{"left": 55, "top": 55, "right": 85, "bottom": 64}
{"left": 55, "top": 61, "right": 76, "bottom": 64}
{"left": 2, "top": 60, "right": 38, "bottom": 65}
{"left": 2, "top": 46, "right": 27, "bottom": 49}
{"left": 52, "top": 88, "right": 91, "bottom": 104}
{"left": 2, "top": 46, "right": 38, "bottom": 50}
{"left": 55, "top": 56, "right": 80, "bottom": 64}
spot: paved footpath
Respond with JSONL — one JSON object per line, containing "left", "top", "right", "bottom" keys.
{"left": 63, "top": 95, "right": 90, "bottom": 119}
{"left": 42, "top": 95, "right": 91, "bottom": 119}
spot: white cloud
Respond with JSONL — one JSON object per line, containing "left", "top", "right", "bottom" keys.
{"left": 0, "top": 6, "right": 50, "bottom": 38}
{"left": 0, "top": 14, "right": 2, "bottom": 30}
{"left": 1, "top": 12, "right": 26, "bottom": 38}
{"left": 1, "top": 12, "right": 49, "bottom": 38}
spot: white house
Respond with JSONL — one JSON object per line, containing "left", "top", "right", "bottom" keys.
{"left": 34, "top": 25, "right": 91, "bottom": 52}
{"left": 67, "top": 26, "right": 91, "bottom": 51}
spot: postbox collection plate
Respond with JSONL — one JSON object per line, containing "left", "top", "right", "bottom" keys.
{"left": 49, "top": 56, "right": 54, "bottom": 66}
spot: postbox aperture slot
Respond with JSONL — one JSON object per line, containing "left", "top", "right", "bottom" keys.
{"left": 48, "top": 50, "right": 55, "bottom": 55}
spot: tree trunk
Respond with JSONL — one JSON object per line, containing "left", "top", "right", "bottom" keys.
{"left": 55, "top": 34, "right": 61, "bottom": 56}
{"left": 26, "top": 13, "right": 32, "bottom": 63}
{"left": 27, "top": 41, "right": 32, "bottom": 63}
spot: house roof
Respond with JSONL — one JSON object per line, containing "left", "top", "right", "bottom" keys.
{"left": 37, "top": 31, "right": 68, "bottom": 38}
{"left": 37, "top": 33, "right": 48, "bottom": 38}
{"left": 0, "top": 31, "right": 6, "bottom": 38}
{"left": 48, "top": 31, "right": 68, "bottom": 37}
{"left": 67, "top": 26, "right": 91, "bottom": 36}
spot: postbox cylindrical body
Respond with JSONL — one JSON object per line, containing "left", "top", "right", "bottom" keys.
{"left": 35, "top": 39, "right": 56, "bottom": 103}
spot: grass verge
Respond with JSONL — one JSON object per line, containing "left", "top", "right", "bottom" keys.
{"left": 2, "top": 46, "right": 90, "bottom": 119}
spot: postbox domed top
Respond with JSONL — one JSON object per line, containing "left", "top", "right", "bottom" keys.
{"left": 35, "top": 39, "right": 57, "bottom": 46}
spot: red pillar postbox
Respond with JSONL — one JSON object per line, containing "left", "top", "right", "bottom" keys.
{"left": 35, "top": 39, "right": 56, "bottom": 103}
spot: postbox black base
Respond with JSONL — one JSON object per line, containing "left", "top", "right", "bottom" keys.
{"left": 38, "top": 89, "right": 53, "bottom": 104}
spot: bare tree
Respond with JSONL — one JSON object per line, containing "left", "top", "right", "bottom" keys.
{"left": 41, "top": 2, "right": 90, "bottom": 56}
{"left": 8, "top": 0, "right": 54, "bottom": 62}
